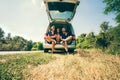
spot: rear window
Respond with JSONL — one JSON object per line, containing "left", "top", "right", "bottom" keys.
{"left": 48, "top": 2, "right": 75, "bottom": 20}
{"left": 48, "top": 2, "right": 75, "bottom": 12}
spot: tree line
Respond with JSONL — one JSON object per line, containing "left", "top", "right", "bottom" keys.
{"left": 76, "top": 21, "right": 120, "bottom": 54}
{"left": 76, "top": 0, "right": 120, "bottom": 55}
{"left": 0, "top": 28, "right": 43, "bottom": 51}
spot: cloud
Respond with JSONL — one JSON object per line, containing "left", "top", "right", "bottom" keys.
{"left": 40, "top": 1, "right": 45, "bottom": 10}
{"left": 32, "top": 0, "right": 36, "bottom": 6}
{"left": 32, "top": 0, "right": 45, "bottom": 11}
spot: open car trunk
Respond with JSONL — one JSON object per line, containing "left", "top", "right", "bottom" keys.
{"left": 45, "top": 22, "right": 75, "bottom": 45}
{"left": 44, "top": 0, "right": 80, "bottom": 22}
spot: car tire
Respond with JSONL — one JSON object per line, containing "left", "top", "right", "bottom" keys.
{"left": 44, "top": 49, "right": 49, "bottom": 53}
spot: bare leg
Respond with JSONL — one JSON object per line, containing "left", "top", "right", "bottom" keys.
{"left": 64, "top": 41, "right": 68, "bottom": 52}
{"left": 62, "top": 36, "right": 73, "bottom": 54}
{"left": 65, "top": 36, "right": 73, "bottom": 41}
{"left": 62, "top": 36, "right": 73, "bottom": 42}
{"left": 51, "top": 41, "right": 55, "bottom": 53}
{"left": 46, "top": 38, "right": 56, "bottom": 53}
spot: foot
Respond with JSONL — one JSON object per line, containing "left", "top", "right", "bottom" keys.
{"left": 64, "top": 51, "right": 69, "bottom": 55}
{"left": 52, "top": 50, "right": 54, "bottom": 54}
{"left": 60, "top": 41, "right": 63, "bottom": 44}
{"left": 52, "top": 51, "right": 54, "bottom": 54}
{"left": 66, "top": 51, "right": 69, "bottom": 55}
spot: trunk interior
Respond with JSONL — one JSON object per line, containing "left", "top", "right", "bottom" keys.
{"left": 47, "top": 22, "right": 74, "bottom": 35}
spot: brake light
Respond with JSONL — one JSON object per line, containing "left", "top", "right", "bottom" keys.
{"left": 72, "top": 35, "right": 76, "bottom": 40}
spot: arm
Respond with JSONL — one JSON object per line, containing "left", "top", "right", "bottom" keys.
{"left": 51, "top": 34, "right": 56, "bottom": 39}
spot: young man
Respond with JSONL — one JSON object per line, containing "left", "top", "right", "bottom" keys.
{"left": 61, "top": 27, "right": 73, "bottom": 53}
{"left": 45, "top": 26, "right": 56, "bottom": 53}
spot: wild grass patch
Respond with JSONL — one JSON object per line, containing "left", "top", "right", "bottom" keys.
{"left": 0, "top": 52, "right": 55, "bottom": 80}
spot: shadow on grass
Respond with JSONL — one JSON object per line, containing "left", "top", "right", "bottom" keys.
{"left": 44, "top": 50, "right": 78, "bottom": 55}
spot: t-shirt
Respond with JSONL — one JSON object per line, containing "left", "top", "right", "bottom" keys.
{"left": 61, "top": 33, "right": 70, "bottom": 39}
{"left": 46, "top": 31, "right": 56, "bottom": 36}
{"left": 46, "top": 31, "right": 56, "bottom": 39}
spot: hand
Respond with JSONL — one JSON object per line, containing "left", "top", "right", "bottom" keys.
{"left": 47, "top": 35, "right": 51, "bottom": 39}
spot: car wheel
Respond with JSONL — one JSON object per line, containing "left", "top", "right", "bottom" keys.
{"left": 44, "top": 49, "right": 48, "bottom": 53}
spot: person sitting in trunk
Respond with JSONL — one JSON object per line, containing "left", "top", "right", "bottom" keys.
{"left": 45, "top": 26, "right": 56, "bottom": 53}
{"left": 61, "top": 27, "right": 73, "bottom": 53}
{"left": 56, "top": 28, "right": 62, "bottom": 44}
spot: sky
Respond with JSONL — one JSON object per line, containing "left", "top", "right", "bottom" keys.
{"left": 0, "top": 0, "right": 116, "bottom": 42}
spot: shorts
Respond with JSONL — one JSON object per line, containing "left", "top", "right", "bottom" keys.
{"left": 47, "top": 39, "right": 56, "bottom": 44}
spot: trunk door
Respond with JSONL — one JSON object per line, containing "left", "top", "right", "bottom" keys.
{"left": 44, "top": 0, "right": 80, "bottom": 22}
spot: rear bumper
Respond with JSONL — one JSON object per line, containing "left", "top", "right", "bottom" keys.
{"left": 43, "top": 44, "right": 76, "bottom": 50}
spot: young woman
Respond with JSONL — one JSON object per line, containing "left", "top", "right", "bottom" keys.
{"left": 45, "top": 26, "right": 56, "bottom": 53}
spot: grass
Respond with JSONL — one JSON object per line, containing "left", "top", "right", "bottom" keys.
{"left": 63, "top": 49, "right": 120, "bottom": 80}
{"left": 0, "top": 52, "right": 55, "bottom": 80}
{"left": 0, "top": 49, "right": 120, "bottom": 80}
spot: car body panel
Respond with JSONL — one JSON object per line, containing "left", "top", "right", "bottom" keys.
{"left": 43, "top": 43, "right": 76, "bottom": 49}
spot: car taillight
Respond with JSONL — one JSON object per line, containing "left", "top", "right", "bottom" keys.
{"left": 72, "top": 35, "right": 76, "bottom": 40}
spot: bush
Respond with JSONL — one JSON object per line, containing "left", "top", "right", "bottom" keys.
{"left": 106, "top": 44, "right": 120, "bottom": 55}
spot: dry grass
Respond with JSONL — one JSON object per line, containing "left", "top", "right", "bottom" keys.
{"left": 25, "top": 49, "right": 120, "bottom": 80}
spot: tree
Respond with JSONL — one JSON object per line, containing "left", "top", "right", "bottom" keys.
{"left": 38, "top": 42, "right": 43, "bottom": 50}
{"left": 100, "top": 21, "right": 111, "bottom": 33}
{"left": 0, "top": 27, "right": 5, "bottom": 43}
{"left": 86, "top": 32, "right": 96, "bottom": 48}
{"left": 95, "top": 22, "right": 111, "bottom": 49}
{"left": 32, "top": 42, "right": 43, "bottom": 51}
{"left": 6, "top": 33, "right": 12, "bottom": 44}
{"left": 76, "top": 33, "right": 86, "bottom": 48}
{"left": 96, "top": 36, "right": 109, "bottom": 49}
{"left": 76, "top": 33, "right": 96, "bottom": 49}
{"left": 103, "top": 0, "right": 120, "bottom": 54}
{"left": 11, "top": 36, "right": 26, "bottom": 51}
{"left": 0, "top": 27, "right": 44, "bottom": 51}
{"left": 109, "top": 24, "right": 120, "bottom": 43}
{"left": 79, "top": 33, "right": 86, "bottom": 38}
{"left": 103, "top": 0, "right": 120, "bottom": 23}
{"left": 24, "top": 40, "right": 33, "bottom": 51}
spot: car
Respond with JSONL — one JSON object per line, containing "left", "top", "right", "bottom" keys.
{"left": 43, "top": 0, "right": 80, "bottom": 53}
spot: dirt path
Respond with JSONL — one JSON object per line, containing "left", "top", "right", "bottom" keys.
{"left": 26, "top": 51, "right": 120, "bottom": 80}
